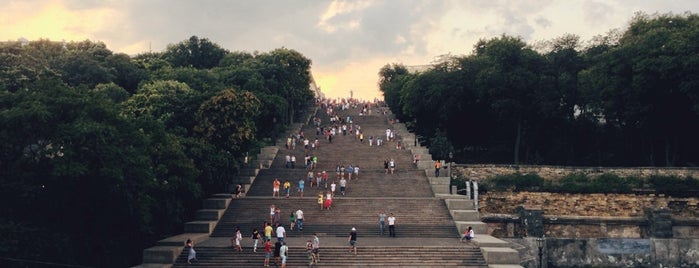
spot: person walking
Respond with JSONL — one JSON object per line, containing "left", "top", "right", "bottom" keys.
{"left": 298, "top": 177, "right": 305, "bottom": 198}
{"left": 388, "top": 213, "right": 396, "bottom": 237}
{"left": 434, "top": 160, "right": 442, "bottom": 177}
{"left": 273, "top": 178, "right": 281, "bottom": 197}
{"left": 280, "top": 242, "right": 289, "bottom": 268}
{"left": 232, "top": 226, "right": 243, "bottom": 252}
{"left": 348, "top": 227, "right": 358, "bottom": 255}
{"left": 283, "top": 179, "right": 291, "bottom": 198}
{"left": 289, "top": 211, "right": 296, "bottom": 231}
{"left": 263, "top": 240, "right": 272, "bottom": 267}
{"left": 186, "top": 239, "right": 197, "bottom": 264}
{"left": 317, "top": 192, "right": 324, "bottom": 210}
{"left": 274, "top": 240, "right": 282, "bottom": 267}
{"left": 264, "top": 222, "right": 273, "bottom": 242}
{"left": 252, "top": 228, "right": 260, "bottom": 253}
{"left": 379, "top": 211, "right": 387, "bottom": 236}
{"left": 312, "top": 233, "right": 321, "bottom": 262}
{"left": 339, "top": 177, "right": 347, "bottom": 196}
{"left": 296, "top": 208, "right": 304, "bottom": 231}
{"left": 276, "top": 223, "right": 286, "bottom": 244}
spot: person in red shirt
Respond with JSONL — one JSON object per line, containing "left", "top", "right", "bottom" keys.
{"left": 264, "top": 240, "right": 272, "bottom": 267}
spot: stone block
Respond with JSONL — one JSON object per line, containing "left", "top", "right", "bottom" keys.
{"left": 481, "top": 247, "right": 520, "bottom": 264}
{"left": 429, "top": 177, "right": 450, "bottom": 185}
{"left": 142, "top": 246, "right": 181, "bottom": 264}
{"left": 256, "top": 160, "right": 273, "bottom": 169}
{"left": 234, "top": 176, "right": 255, "bottom": 184}
{"left": 488, "top": 265, "right": 524, "bottom": 268}
{"left": 259, "top": 147, "right": 278, "bottom": 158}
{"left": 184, "top": 221, "right": 217, "bottom": 234}
{"left": 445, "top": 198, "right": 474, "bottom": 210}
{"left": 155, "top": 233, "right": 209, "bottom": 247}
{"left": 473, "top": 235, "right": 512, "bottom": 248}
{"left": 451, "top": 209, "right": 481, "bottom": 221}
{"left": 203, "top": 198, "right": 230, "bottom": 209}
{"left": 431, "top": 184, "right": 450, "bottom": 194}
{"left": 196, "top": 209, "right": 225, "bottom": 221}
{"left": 239, "top": 168, "right": 259, "bottom": 177}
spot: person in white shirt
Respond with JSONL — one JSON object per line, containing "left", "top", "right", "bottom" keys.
{"left": 280, "top": 242, "right": 289, "bottom": 268}
{"left": 276, "top": 223, "right": 286, "bottom": 244}
{"left": 295, "top": 209, "right": 304, "bottom": 231}
{"left": 388, "top": 213, "right": 396, "bottom": 237}
{"left": 461, "top": 226, "right": 475, "bottom": 242}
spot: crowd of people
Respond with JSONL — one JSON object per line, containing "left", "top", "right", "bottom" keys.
{"left": 187, "top": 98, "right": 455, "bottom": 266}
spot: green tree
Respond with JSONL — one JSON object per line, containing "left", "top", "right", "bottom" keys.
{"left": 256, "top": 48, "right": 314, "bottom": 124}
{"left": 163, "top": 36, "right": 229, "bottom": 69}
{"left": 194, "top": 88, "right": 261, "bottom": 152}
{"left": 473, "top": 35, "right": 547, "bottom": 164}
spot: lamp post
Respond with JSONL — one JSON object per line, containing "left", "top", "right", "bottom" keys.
{"left": 536, "top": 236, "right": 544, "bottom": 268}
{"left": 448, "top": 152, "right": 453, "bottom": 194}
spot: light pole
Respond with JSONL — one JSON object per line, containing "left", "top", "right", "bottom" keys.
{"left": 536, "top": 236, "right": 544, "bottom": 268}
{"left": 448, "top": 152, "right": 453, "bottom": 194}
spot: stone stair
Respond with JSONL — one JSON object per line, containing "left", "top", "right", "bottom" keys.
{"left": 173, "top": 246, "right": 488, "bottom": 267}
{"left": 140, "top": 102, "right": 521, "bottom": 267}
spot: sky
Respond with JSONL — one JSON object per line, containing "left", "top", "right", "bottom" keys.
{"left": 1, "top": 0, "right": 697, "bottom": 100}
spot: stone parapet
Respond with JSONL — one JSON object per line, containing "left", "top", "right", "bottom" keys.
{"left": 480, "top": 192, "right": 698, "bottom": 218}
{"left": 455, "top": 164, "right": 699, "bottom": 180}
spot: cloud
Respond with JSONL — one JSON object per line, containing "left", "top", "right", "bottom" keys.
{"left": 2, "top": 0, "right": 699, "bottom": 99}
{"left": 582, "top": 1, "right": 614, "bottom": 27}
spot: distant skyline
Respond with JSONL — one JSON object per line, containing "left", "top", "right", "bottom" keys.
{"left": 1, "top": 0, "right": 697, "bottom": 100}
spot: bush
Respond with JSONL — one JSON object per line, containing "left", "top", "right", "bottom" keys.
{"left": 485, "top": 173, "right": 544, "bottom": 192}
{"left": 647, "top": 175, "right": 699, "bottom": 197}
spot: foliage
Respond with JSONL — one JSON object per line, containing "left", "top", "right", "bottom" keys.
{"left": 163, "top": 36, "right": 229, "bottom": 69}
{"left": 480, "top": 173, "right": 544, "bottom": 192}
{"left": 0, "top": 36, "right": 315, "bottom": 267}
{"left": 381, "top": 12, "right": 699, "bottom": 167}
{"left": 195, "top": 89, "right": 261, "bottom": 152}
{"left": 477, "top": 172, "right": 695, "bottom": 195}
{"left": 647, "top": 175, "right": 699, "bottom": 197}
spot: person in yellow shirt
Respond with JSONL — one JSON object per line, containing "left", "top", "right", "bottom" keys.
{"left": 317, "top": 192, "right": 324, "bottom": 210}
{"left": 264, "top": 222, "right": 273, "bottom": 242}
{"left": 283, "top": 180, "right": 291, "bottom": 198}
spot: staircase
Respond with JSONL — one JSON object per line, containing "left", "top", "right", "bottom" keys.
{"left": 144, "top": 102, "right": 521, "bottom": 267}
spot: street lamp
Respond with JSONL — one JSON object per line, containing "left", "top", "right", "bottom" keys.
{"left": 536, "top": 236, "right": 544, "bottom": 268}
{"left": 448, "top": 152, "right": 453, "bottom": 194}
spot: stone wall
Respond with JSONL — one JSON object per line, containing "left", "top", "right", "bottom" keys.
{"left": 454, "top": 164, "right": 699, "bottom": 180}
{"left": 479, "top": 192, "right": 699, "bottom": 239}
{"left": 480, "top": 192, "right": 699, "bottom": 218}
{"left": 506, "top": 237, "right": 699, "bottom": 268}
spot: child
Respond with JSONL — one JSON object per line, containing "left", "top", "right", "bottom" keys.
{"left": 461, "top": 226, "right": 475, "bottom": 242}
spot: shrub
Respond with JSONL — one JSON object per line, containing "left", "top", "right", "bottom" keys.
{"left": 485, "top": 173, "right": 544, "bottom": 192}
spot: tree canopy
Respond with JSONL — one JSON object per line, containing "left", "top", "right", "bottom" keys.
{"left": 380, "top": 12, "right": 699, "bottom": 167}
{"left": 0, "top": 36, "right": 314, "bottom": 267}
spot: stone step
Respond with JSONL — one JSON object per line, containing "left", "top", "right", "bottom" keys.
{"left": 472, "top": 235, "right": 513, "bottom": 248}
{"left": 451, "top": 209, "right": 481, "bottom": 221}
{"left": 147, "top": 105, "right": 495, "bottom": 267}
{"left": 173, "top": 246, "right": 488, "bottom": 267}
{"left": 480, "top": 247, "right": 521, "bottom": 265}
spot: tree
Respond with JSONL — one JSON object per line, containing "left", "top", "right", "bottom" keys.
{"left": 194, "top": 88, "right": 261, "bottom": 152}
{"left": 163, "top": 36, "right": 228, "bottom": 69}
{"left": 256, "top": 48, "right": 314, "bottom": 124}
{"left": 473, "top": 35, "right": 546, "bottom": 164}
{"left": 0, "top": 79, "right": 200, "bottom": 267}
